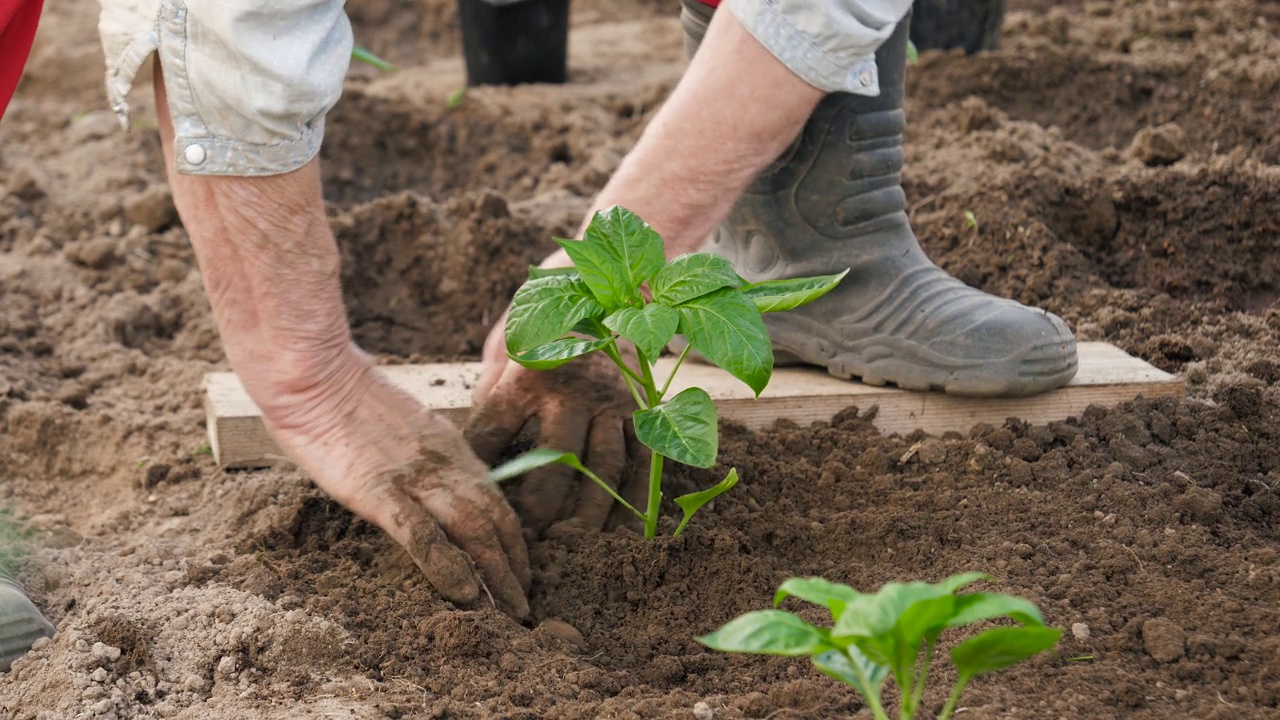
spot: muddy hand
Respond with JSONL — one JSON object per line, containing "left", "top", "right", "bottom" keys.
{"left": 469, "top": 319, "right": 647, "bottom": 536}
{"left": 317, "top": 408, "right": 532, "bottom": 618}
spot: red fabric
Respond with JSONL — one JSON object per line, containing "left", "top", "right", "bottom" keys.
{"left": 0, "top": 0, "right": 43, "bottom": 119}
{"left": 696, "top": 0, "right": 721, "bottom": 6}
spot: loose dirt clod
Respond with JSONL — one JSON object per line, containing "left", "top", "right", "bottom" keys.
{"left": 1128, "top": 123, "right": 1187, "bottom": 166}
{"left": 1143, "top": 618, "right": 1187, "bottom": 663}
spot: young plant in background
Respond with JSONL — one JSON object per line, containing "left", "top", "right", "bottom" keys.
{"left": 488, "top": 206, "right": 846, "bottom": 538}
{"left": 352, "top": 45, "right": 397, "bottom": 72}
{"left": 699, "top": 573, "right": 1061, "bottom": 720}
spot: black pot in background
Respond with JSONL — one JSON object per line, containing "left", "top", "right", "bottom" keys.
{"left": 910, "top": 0, "right": 1007, "bottom": 54}
{"left": 457, "top": 0, "right": 571, "bottom": 86}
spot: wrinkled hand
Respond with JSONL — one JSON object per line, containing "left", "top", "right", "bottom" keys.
{"left": 268, "top": 379, "right": 533, "bottom": 618}
{"left": 466, "top": 318, "right": 647, "bottom": 536}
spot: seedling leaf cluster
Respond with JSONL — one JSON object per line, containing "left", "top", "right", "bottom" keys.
{"left": 488, "top": 206, "right": 845, "bottom": 537}
{"left": 698, "top": 573, "right": 1061, "bottom": 720}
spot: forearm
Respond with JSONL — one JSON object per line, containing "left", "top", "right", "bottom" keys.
{"left": 154, "top": 65, "right": 407, "bottom": 460}
{"left": 560, "top": 7, "right": 825, "bottom": 263}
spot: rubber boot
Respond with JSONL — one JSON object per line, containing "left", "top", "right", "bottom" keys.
{"left": 0, "top": 566, "right": 54, "bottom": 672}
{"left": 679, "top": 2, "right": 1076, "bottom": 396}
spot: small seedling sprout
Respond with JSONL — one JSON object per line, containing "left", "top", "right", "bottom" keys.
{"left": 699, "top": 574, "right": 1062, "bottom": 720}
{"left": 352, "top": 45, "right": 397, "bottom": 72}
{"left": 488, "top": 206, "right": 846, "bottom": 537}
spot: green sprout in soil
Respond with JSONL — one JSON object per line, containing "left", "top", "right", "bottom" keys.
{"left": 699, "top": 574, "right": 1062, "bottom": 720}
{"left": 352, "top": 45, "right": 397, "bottom": 72}
{"left": 446, "top": 87, "right": 468, "bottom": 109}
{"left": 488, "top": 206, "right": 846, "bottom": 538}
{"left": 963, "top": 209, "right": 978, "bottom": 231}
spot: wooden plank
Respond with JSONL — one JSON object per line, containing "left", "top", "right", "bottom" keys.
{"left": 203, "top": 342, "right": 1183, "bottom": 468}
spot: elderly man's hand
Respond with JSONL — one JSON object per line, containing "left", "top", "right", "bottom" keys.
{"left": 152, "top": 67, "right": 530, "bottom": 617}
{"left": 467, "top": 317, "right": 647, "bottom": 537}
{"left": 264, "top": 360, "right": 534, "bottom": 618}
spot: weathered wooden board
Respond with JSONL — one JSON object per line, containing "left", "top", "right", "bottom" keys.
{"left": 204, "top": 342, "right": 1183, "bottom": 468}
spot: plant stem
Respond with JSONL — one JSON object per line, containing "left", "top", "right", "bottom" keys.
{"left": 603, "top": 341, "right": 647, "bottom": 388}
{"left": 643, "top": 451, "right": 665, "bottom": 538}
{"left": 658, "top": 344, "right": 692, "bottom": 398}
{"left": 633, "top": 354, "right": 668, "bottom": 538}
{"left": 907, "top": 640, "right": 936, "bottom": 719}
{"left": 574, "top": 460, "right": 646, "bottom": 521}
{"left": 897, "top": 669, "right": 913, "bottom": 720}
{"left": 845, "top": 650, "right": 891, "bottom": 720}
{"left": 603, "top": 341, "right": 649, "bottom": 409}
{"left": 937, "top": 678, "right": 969, "bottom": 720}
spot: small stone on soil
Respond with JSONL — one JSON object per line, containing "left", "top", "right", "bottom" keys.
{"left": 1143, "top": 618, "right": 1187, "bottom": 662}
{"left": 183, "top": 674, "right": 207, "bottom": 692}
{"left": 538, "top": 619, "right": 584, "bottom": 648}
{"left": 217, "top": 655, "right": 237, "bottom": 676}
{"left": 91, "top": 642, "right": 121, "bottom": 663}
{"left": 1072, "top": 622, "right": 1091, "bottom": 641}
{"left": 693, "top": 701, "right": 714, "bottom": 720}
{"left": 68, "top": 237, "right": 118, "bottom": 269}
{"left": 917, "top": 438, "right": 948, "bottom": 465}
{"left": 1128, "top": 123, "right": 1186, "bottom": 166}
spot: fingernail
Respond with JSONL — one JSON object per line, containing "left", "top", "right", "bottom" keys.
{"left": 420, "top": 546, "right": 480, "bottom": 604}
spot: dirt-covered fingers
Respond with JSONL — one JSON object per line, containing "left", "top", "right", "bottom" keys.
{"left": 518, "top": 406, "right": 593, "bottom": 535}
{"left": 609, "top": 425, "right": 652, "bottom": 531}
{"left": 411, "top": 485, "right": 531, "bottom": 619}
{"left": 351, "top": 479, "right": 483, "bottom": 606}
{"left": 464, "top": 383, "right": 532, "bottom": 466}
{"left": 456, "top": 479, "right": 533, "bottom": 592}
{"left": 572, "top": 413, "right": 630, "bottom": 530}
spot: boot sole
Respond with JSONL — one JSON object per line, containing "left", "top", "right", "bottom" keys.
{"left": 777, "top": 332, "right": 1079, "bottom": 398}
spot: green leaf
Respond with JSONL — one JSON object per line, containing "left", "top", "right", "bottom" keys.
{"left": 604, "top": 305, "right": 679, "bottom": 361}
{"left": 487, "top": 448, "right": 589, "bottom": 483}
{"left": 527, "top": 266, "right": 579, "bottom": 280}
{"left": 651, "top": 253, "right": 742, "bottom": 306}
{"left": 774, "top": 578, "right": 862, "bottom": 621}
{"left": 951, "top": 626, "right": 1062, "bottom": 681}
{"left": 677, "top": 288, "right": 773, "bottom": 396}
{"left": 557, "top": 206, "right": 666, "bottom": 310}
{"left": 445, "top": 87, "right": 466, "bottom": 109}
{"left": 509, "top": 337, "right": 611, "bottom": 370}
{"left": 833, "top": 581, "right": 950, "bottom": 641}
{"left": 505, "top": 275, "right": 605, "bottom": 354}
{"left": 888, "top": 595, "right": 958, "bottom": 682}
{"left": 740, "top": 270, "right": 848, "bottom": 313}
{"left": 948, "top": 593, "right": 1046, "bottom": 629}
{"left": 633, "top": 387, "right": 718, "bottom": 468}
{"left": 812, "top": 648, "right": 889, "bottom": 702}
{"left": 352, "top": 45, "right": 397, "bottom": 72}
{"left": 572, "top": 317, "right": 610, "bottom": 339}
{"left": 673, "top": 468, "right": 738, "bottom": 537}
{"left": 938, "top": 572, "right": 991, "bottom": 594}
{"left": 698, "top": 610, "right": 832, "bottom": 657}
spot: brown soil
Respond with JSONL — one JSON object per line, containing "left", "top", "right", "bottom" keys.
{"left": 3, "top": 0, "right": 1280, "bottom": 718}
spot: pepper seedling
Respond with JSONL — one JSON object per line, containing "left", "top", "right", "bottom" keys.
{"left": 698, "top": 574, "right": 1062, "bottom": 720}
{"left": 487, "top": 206, "right": 846, "bottom": 538}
